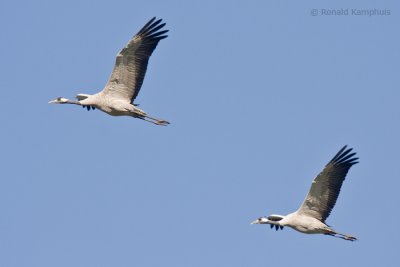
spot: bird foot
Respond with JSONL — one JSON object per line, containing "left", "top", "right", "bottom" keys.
{"left": 155, "top": 120, "right": 170, "bottom": 126}
{"left": 344, "top": 235, "right": 357, "bottom": 241}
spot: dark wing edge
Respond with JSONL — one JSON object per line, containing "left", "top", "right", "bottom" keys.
{"left": 297, "top": 145, "right": 358, "bottom": 222}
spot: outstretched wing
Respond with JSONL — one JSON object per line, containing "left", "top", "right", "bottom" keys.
{"left": 101, "top": 17, "right": 168, "bottom": 103}
{"left": 296, "top": 146, "right": 358, "bottom": 222}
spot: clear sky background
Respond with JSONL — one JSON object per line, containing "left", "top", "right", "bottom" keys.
{"left": 1, "top": 0, "right": 399, "bottom": 266}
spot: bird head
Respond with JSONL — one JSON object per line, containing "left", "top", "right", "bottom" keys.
{"left": 251, "top": 217, "right": 270, "bottom": 224}
{"left": 251, "top": 214, "right": 285, "bottom": 224}
{"left": 251, "top": 215, "right": 284, "bottom": 230}
{"left": 48, "top": 97, "right": 70, "bottom": 104}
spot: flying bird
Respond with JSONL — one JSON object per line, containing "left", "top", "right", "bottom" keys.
{"left": 251, "top": 146, "right": 358, "bottom": 241}
{"left": 49, "top": 17, "right": 170, "bottom": 126}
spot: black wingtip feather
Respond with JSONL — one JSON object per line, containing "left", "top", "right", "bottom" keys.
{"left": 153, "top": 18, "right": 163, "bottom": 26}
{"left": 338, "top": 152, "right": 357, "bottom": 163}
{"left": 330, "top": 145, "right": 358, "bottom": 166}
{"left": 149, "top": 29, "right": 169, "bottom": 38}
{"left": 331, "top": 145, "right": 348, "bottom": 162}
{"left": 146, "top": 23, "right": 166, "bottom": 36}
{"left": 136, "top": 18, "right": 168, "bottom": 42}
{"left": 137, "top": 17, "right": 165, "bottom": 36}
{"left": 139, "top": 17, "right": 157, "bottom": 33}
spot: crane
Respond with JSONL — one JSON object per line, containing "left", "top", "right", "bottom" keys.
{"left": 49, "top": 17, "right": 170, "bottom": 126}
{"left": 251, "top": 146, "right": 358, "bottom": 241}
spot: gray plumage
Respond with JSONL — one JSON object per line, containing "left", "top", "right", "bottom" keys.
{"left": 251, "top": 146, "right": 358, "bottom": 241}
{"left": 49, "top": 17, "right": 170, "bottom": 126}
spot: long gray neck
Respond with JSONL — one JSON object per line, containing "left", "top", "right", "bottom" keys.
{"left": 68, "top": 100, "right": 80, "bottom": 104}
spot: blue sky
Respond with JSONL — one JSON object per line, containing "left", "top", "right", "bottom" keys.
{"left": 1, "top": 0, "right": 399, "bottom": 266}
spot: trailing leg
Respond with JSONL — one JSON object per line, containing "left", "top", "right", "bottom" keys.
{"left": 324, "top": 231, "right": 357, "bottom": 241}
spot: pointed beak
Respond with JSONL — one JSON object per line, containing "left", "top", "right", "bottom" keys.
{"left": 250, "top": 219, "right": 260, "bottom": 225}
{"left": 48, "top": 99, "right": 57, "bottom": 104}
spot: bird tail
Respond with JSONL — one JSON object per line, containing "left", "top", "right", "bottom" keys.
{"left": 340, "top": 233, "right": 357, "bottom": 241}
